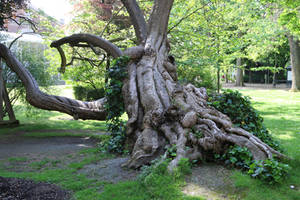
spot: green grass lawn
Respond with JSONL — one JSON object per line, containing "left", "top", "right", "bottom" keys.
{"left": 0, "top": 85, "right": 203, "bottom": 200}
{"left": 230, "top": 89, "right": 300, "bottom": 200}
{"left": 0, "top": 85, "right": 107, "bottom": 135}
{"left": 0, "top": 86, "right": 299, "bottom": 200}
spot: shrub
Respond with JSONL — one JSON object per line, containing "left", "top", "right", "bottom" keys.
{"left": 209, "top": 89, "right": 289, "bottom": 183}
{"left": 248, "top": 159, "right": 290, "bottom": 184}
{"left": 215, "top": 145, "right": 253, "bottom": 170}
{"left": 73, "top": 86, "right": 105, "bottom": 101}
{"left": 209, "top": 89, "right": 281, "bottom": 151}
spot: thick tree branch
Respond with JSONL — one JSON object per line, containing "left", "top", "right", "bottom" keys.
{"left": 148, "top": 0, "right": 174, "bottom": 36}
{"left": 50, "top": 33, "right": 123, "bottom": 74}
{"left": 121, "top": 0, "right": 147, "bottom": 43}
{"left": 0, "top": 43, "right": 107, "bottom": 120}
{"left": 51, "top": 34, "right": 123, "bottom": 58}
{"left": 145, "top": 0, "right": 174, "bottom": 52}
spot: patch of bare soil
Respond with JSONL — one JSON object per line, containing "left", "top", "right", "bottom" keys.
{"left": 183, "top": 163, "right": 238, "bottom": 200}
{"left": 0, "top": 132, "right": 237, "bottom": 200}
{"left": 79, "top": 157, "right": 137, "bottom": 184}
{"left": 0, "top": 177, "right": 69, "bottom": 200}
{"left": 0, "top": 133, "right": 138, "bottom": 199}
{"left": 0, "top": 136, "right": 97, "bottom": 159}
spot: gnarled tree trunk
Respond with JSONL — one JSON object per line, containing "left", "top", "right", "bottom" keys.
{"left": 0, "top": 0, "right": 285, "bottom": 170}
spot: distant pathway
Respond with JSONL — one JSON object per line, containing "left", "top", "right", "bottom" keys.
{"left": 0, "top": 136, "right": 97, "bottom": 159}
{"left": 223, "top": 83, "right": 290, "bottom": 90}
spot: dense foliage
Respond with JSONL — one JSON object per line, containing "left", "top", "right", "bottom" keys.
{"left": 209, "top": 89, "right": 281, "bottom": 150}
{"left": 73, "top": 85, "right": 105, "bottom": 101}
{"left": 103, "top": 56, "right": 129, "bottom": 153}
{"left": 210, "top": 90, "right": 289, "bottom": 183}
{"left": 0, "top": 35, "right": 53, "bottom": 116}
{"left": 0, "top": 0, "right": 28, "bottom": 29}
{"left": 169, "top": 0, "right": 290, "bottom": 88}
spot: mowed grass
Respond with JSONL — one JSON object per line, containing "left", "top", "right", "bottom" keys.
{"left": 0, "top": 85, "right": 107, "bottom": 135}
{"left": 0, "top": 85, "right": 203, "bottom": 200}
{"left": 1, "top": 85, "right": 299, "bottom": 199}
{"left": 229, "top": 89, "right": 300, "bottom": 200}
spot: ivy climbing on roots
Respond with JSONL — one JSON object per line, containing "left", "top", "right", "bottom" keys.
{"left": 104, "top": 56, "right": 130, "bottom": 154}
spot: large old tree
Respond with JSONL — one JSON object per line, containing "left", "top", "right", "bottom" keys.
{"left": 0, "top": 0, "right": 285, "bottom": 169}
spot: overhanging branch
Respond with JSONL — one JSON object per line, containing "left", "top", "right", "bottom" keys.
{"left": 0, "top": 43, "right": 107, "bottom": 120}
{"left": 50, "top": 33, "right": 123, "bottom": 74}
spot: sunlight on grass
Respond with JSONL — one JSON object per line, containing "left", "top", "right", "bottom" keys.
{"left": 229, "top": 89, "right": 300, "bottom": 200}
{"left": 1, "top": 86, "right": 300, "bottom": 200}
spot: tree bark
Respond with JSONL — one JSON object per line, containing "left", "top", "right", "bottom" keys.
{"left": 288, "top": 35, "right": 300, "bottom": 92}
{"left": 0, "top": 59, "right": 4, "bottom": 121}
{"left": 0, "top": 0, "right": 285, "bottom": 170}
{"left": 235, "top": 58, "right": 244, "bottom": 86}
{"left": 121, "top": 0, "right": 147, "bottom": 43}
{"left": 120, "top": 0, "right": 284, "bottom": 169}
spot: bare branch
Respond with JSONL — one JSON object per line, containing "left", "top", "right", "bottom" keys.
{"left": 6, "top": 15, "right": 38, "bottom": 31}
{"left": 168, "top": 3, "right": 208, "bottom": 33}
{"left": 8, "top": 32, "right": 36, "bottom": 49}
{"left": 51, "top": 34, "right": 123, "bottom": 58}
{"left": 55, "top": 46, "right": 67, "bottom": 73}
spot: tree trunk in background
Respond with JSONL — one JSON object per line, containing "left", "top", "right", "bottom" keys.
{"left": 0, "top": 58, "right": 17, "bottom": 124}
{"left": 235, "top": 58, "right": 244, "bottom": 86}
{"left": 225, "top": 69, "right": 229, "bottom": 83}
{"left": 217, "top": 67, "right": 220, "bottom": 93}
{"left": 288, "top": 35, "right": 300, "bottom": 92}
{"left": 0, "top": 59, "right": 3, "bottom": 121}
{"left": 272, "top": 72, "right": 276, "bottom": 88}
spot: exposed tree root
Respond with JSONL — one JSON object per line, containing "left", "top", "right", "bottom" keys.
{"left": 0, "top": 0, "right": 286, "bottom": 171}
{"left": 123, "top": 71, "right": 286, "bottom": 170}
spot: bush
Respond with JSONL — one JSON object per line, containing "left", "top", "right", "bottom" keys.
{"left": 248, "top": 159, "right": 290, "bottom": 184}
{"left": 73, "top": 86, "right": 105, "bottom": 101}
{"left": 209, "top": 89, "right": 281, "bottom": 151}
{"left": 209, "top": 89, "right": 289, "bottom": 183}
{"left": 177, "top": 63, "right": 217, "bottom": 90}
{"left": 215, "top": 145, "right": 253, "bottom": 170}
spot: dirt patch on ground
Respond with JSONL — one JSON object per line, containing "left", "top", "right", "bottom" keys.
{"left": 0, "top": 136, "right": 97, "bottom": 159}
{"left": 0, "top": 131, "right": 236, "bottom": 200}
{"left": 183, "top": 163, "right": 237, "bottom": 200}
{"left": 0, "top": 177, "right": 69, "bottom": 200}
{"left": 79, "top": 157, "right": 138, "bottom": 184}
{"left": 2, "top": 128, "right": 107, "bottom": 137}
{"left": 0, "top": 133, "right": 138, "bottom": 199}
